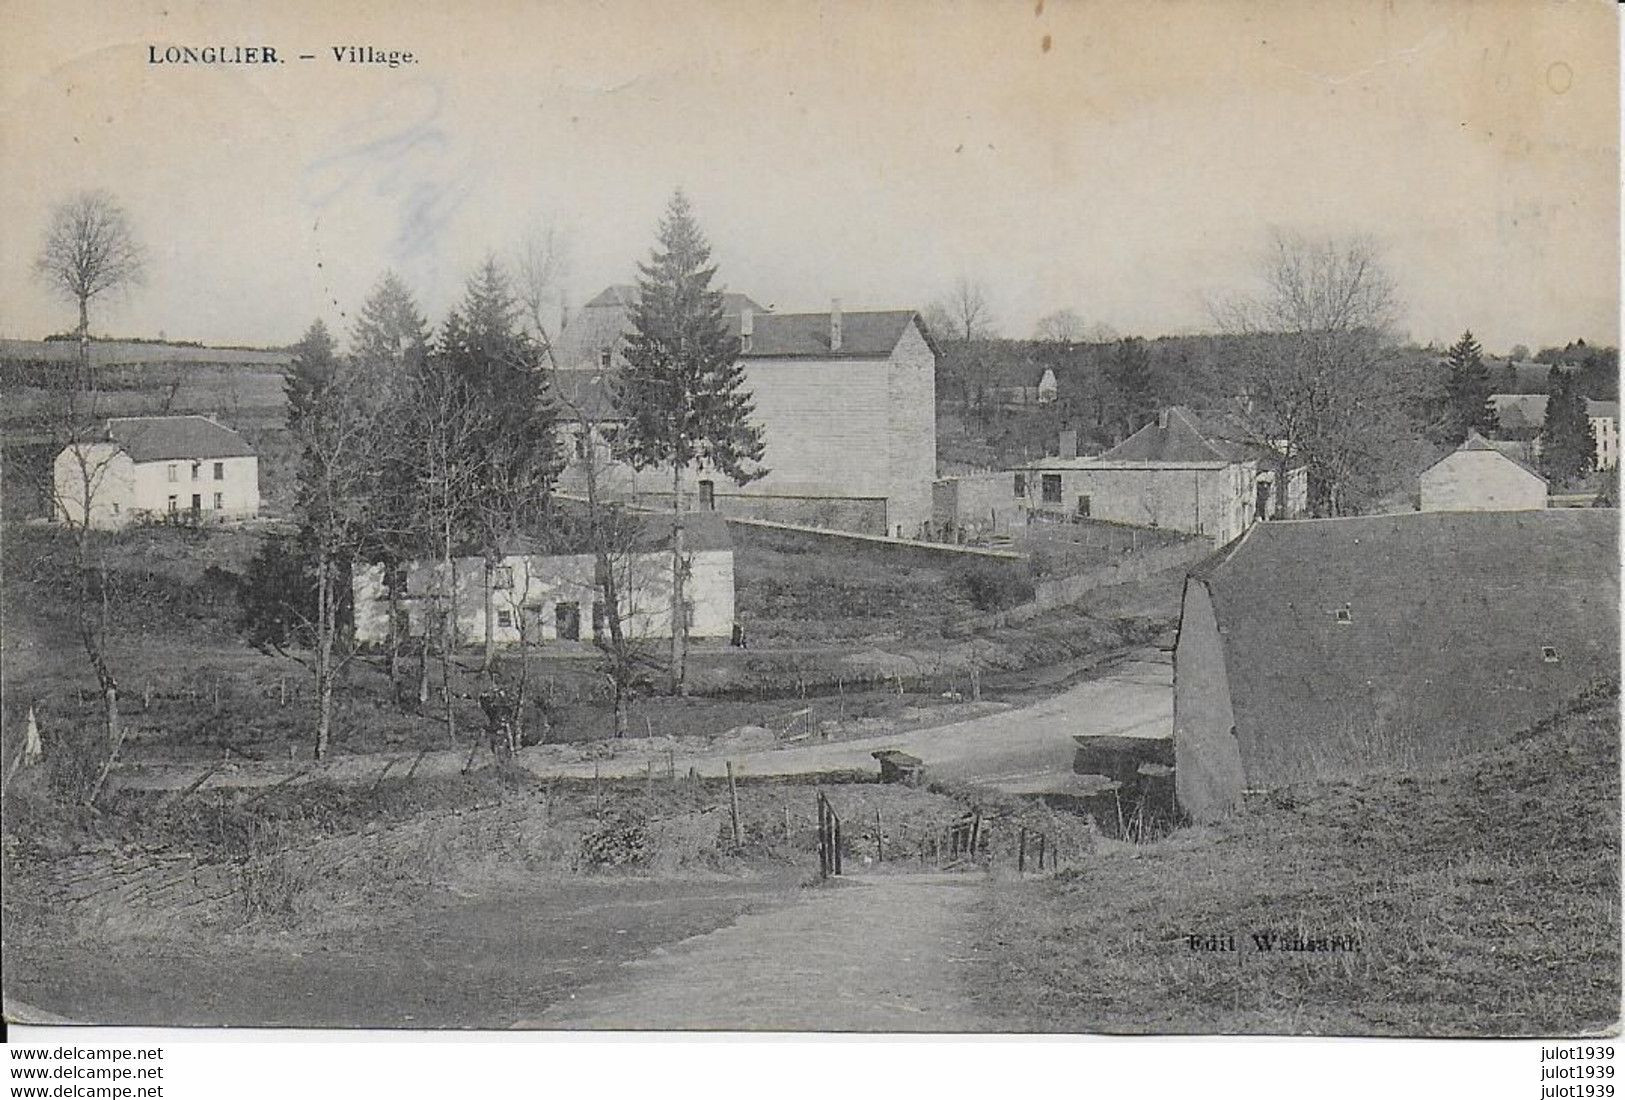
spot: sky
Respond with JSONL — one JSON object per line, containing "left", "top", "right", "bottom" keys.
{"left": 0, "top": 0, "right": 1617, "bottom": 355}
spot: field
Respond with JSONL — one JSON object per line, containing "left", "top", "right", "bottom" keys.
{"left": 970, "top": 690, "right": 1621, "bottom": 1036}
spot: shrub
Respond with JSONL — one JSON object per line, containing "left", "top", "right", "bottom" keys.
{"left": 953, "top": 561, "right": 1035, "bottom": 612}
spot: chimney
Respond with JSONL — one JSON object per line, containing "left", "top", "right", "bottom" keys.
{"left": 1157, "top": 408, "right": 1170, "bottom": 430}
{"left": 740, "top": 307, "right": 753, "bottom": 352}
{"left": 1058, "top": 429, "right": 1078, "bottom": 459}
{"left": 830, "top": 298, "right": 843, "bottom": 352}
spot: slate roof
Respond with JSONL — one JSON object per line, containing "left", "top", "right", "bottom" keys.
{"left": 549, "top": 367, "right": 620, "bottom": 420}
{"left": 1490, "top": 393, "right": 1620, "bottom": 428}
{"left": 1186, "top": 509, "right": 1619, "bottom": 788}
{"left": 580, "top": 284, "right": 765, "bottom": 316}
{"left": 104, "top": 416, "right": 254, "bottom": 462}
{"left": 1102, "top": 406, "right": 1248, "bottom": 464}
{"left": 739, "top": 310, "right": 924, "bottom": 359}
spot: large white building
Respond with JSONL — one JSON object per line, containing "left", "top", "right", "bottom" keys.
{"left": 52, "top": 415, "right": 260, "bottom": 530}
{"left": 554, "top": 287, "right": 938, "bottom": 538}
{"left": 1489, "top": 394, "right": 1619, "bottom": 471}
{"left": 352, "top": 512, "right": 735, "bottom": 649}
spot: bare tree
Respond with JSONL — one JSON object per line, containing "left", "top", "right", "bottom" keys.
{"left": 1213, "top": 230, "right": 1422, "bottom": 516}
{"left": 513, "top": 222, "right": 572, "bottom": 355}
{"left": 33, "top": 191, "right": 146, "bottom": 390}
{"left": 1034, "top": 308, "right": 1086, "bottom": 347}
{"left": 928, "top": 276, "right": 997, "bottom": 343}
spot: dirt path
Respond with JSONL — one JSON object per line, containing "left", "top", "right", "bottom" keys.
{"left": 523, "top": 872, "right": 988, "bottom": 1032}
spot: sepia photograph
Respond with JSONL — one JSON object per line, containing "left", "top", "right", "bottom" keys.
{"left": 0, "top": 0, "right": 1619, "bottom": 1079}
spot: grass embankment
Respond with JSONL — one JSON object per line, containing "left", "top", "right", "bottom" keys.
{"left": 973, "top": 692, "right": 1621, "bottom": 1035}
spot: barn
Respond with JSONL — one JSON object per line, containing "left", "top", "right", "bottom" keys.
{"left": 1172, "top": 509, "right": 1619, "bottom": 822}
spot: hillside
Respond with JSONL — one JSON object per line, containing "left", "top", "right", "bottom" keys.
{"left": 973, "top": 689, "right": 1621, "bottom": 1035}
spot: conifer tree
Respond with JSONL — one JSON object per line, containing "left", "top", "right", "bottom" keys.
{"left": 1540, "top": 367, "right": 1596, "bottom": 487}
{"left": 1106, "top": 336, "right": 1157, "bottom": 440}
{"left": 1439, "top": 330, "right": 1498, "bottom": 446}
{"left": 618, "top": 190, "right": 766, "bottom": 692}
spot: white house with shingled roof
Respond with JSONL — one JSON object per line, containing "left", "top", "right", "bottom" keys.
{"left": 52, "top": 415, "right": 259, "bottom": 530}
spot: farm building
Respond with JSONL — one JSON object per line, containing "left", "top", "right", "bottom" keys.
{"left": 1489, "top": 394, "right": 1619, "bottom": 470}
{"left": 52, "top": 415, "right": 259, "bottom": 530}
{"left": 352, "top": 512, "right": 735, "bottom": 649}
{"left": 1012, "top": 407, "right": 1307, "bottom": 545}
{"left": 1172, "top": 509, "right": 1619, "bottom": 823}
{"left": 931, "top": 472, "right": 1022, "bottom": 542}
{"left": 553, "top": 286, "right": 938, "bottom": 538}
{"left": 1419, "top": 432, "right": 1547, "bottom": 512}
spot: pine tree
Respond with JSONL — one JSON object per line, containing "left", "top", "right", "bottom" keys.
{"left": 618, "top": 190, "right": 766, "bottom": 692}
{"left": 1540, "top": 367, "right": 1596, "bottom": 487}
{"left": 243, "top": 320, "right": 378, "bottom": 758}
{"left": 351, "top": 271, "right": 429, "bottom": 378}
{"left": 1106, "top": 336, "right": 1157, "bottom": 440}
{"left": 1439, "top": 330, "right": 1498, "bottom": 446}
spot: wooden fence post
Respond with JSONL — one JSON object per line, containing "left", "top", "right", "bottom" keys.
{"left": 1018, "top": 826, "right": 1028, "bottom": 873}
{"left": 1035, "top": 832, "right": 1046, "bottom": 872}
{"left": 726, "top": 761, "right": 742, "bottom": 848}
{"left": 874, "top": 808, "right": 884, "bottom": 863}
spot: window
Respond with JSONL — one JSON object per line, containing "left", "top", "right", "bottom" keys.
{"left": 1541, "top": 646, "right": 1559, "bottom": 664}
{"left": 1335, "top": 607, "right": 1352, "bottom": 625}
{"left": 213, "top": 492, "right": 223, "bottom": 510}
{"left": 598, "top": 348, "right": 613, "bottom": 369}
{"left": 698, "top": 479, "right": 716, "bottom": 511}
{"left": 191, "top": 461, "right": 200, "bottom": 481}
{"left": 111, "top": 502, "right": 120, "bottom": 515}
{"left": 739, "top": 333, "right": 752, "bottom": 353}
{"left": 214, "top": 462, "right": 224, "bottom": 480}
{"left": 1076, "top": 495, "right": 1091, "bottom": 518}
{"left": 555, "top": 601, "right": 581, "bottom": 641}
{"left": 574, "top": 432, "right": 587, "bottom": 459}
{"left": 1041, "top": 473, "right": 1062, "bottom": 504}
{"left": 167, "top": 495, "right": 178, "bottom": 514}
{"left": 167, "top": 464, "right": 178, "bottom": 483}
{"left": 1013, "top": 472, "right": 1026, "bottom": 496}
{"left": 492, "top": 565, "right": 514, "bottom": 590}
{"left": 496, "top": 610, "right": 513, "bottom": 629}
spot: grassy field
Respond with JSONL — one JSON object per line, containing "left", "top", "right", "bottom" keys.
{"left": 970, "top": 690, "right": 1620, "bottom": 1035}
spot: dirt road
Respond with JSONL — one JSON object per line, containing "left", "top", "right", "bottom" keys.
{"left": 524, "top": 872, "right": 988, "bottom": 1031}
{"left": 519, "top": 651, "right": 1173, "bottom": 792}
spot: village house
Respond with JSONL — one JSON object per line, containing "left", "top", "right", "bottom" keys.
{"left": 52, "top": 415, "right": 259, "bottom": 530}
{"left": 1489, "top": 393, "right": 1619, "bottom": 470}
{"left": 1012, "top": 407, "right": 1307, "bottom": 545}
{"left": 1419, "top": 432, "right": 1547, "bottom": 512}
{"left": 1172, "top": 509, "right": 1619, "bottom": 823}
{"left": 553, "top": 286, "right": 938, "bottom": 538}
{"left": 352, "top": 512, "right": 734, "bottom": 649}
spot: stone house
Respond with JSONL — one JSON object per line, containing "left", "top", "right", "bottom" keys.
{"left": 52, "top": 415, "right": 259, "bottom": 530}
{"left": 1419, "top": 432, "right": 1547, "bottom": 512}
{"left": 352, "top": 512, "right": 734, "bottom": 649}
{"left": 553, "top": 287, "right": 938, "bottom": 538}
{"left": 1012, "top": 407, "right": 1306, "bottom": 545}
{"left": 1172, "top": 510, "right": 1619, "bottom": 823}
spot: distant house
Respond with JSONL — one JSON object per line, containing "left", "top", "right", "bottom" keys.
{"left": 1173, "top": 510, "right": 1619, "bottom": 823}
{"left": 1036, "top": 367, "right": 1058, "bottom": 404}
{"left": 555, "top": 286, "right": 938, "bottom": 538}
{"left": 1012, "top": 406, "right": 1307, "bottom": 544}
{"left": 1419, "top": 431, "right": 1547, "bottom": 512}
{"left": 52, "top": 415, "right": 259, "bottom": 530}
{"left": 352, "top": 512, "right": 734, "bottom": 649}
{"left": 1489, "top": 394, "right": 1619, "bottom": 470}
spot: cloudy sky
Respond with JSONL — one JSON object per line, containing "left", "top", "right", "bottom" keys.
{"left": 1, "top": 0, "right": 1616, "bottom": 354}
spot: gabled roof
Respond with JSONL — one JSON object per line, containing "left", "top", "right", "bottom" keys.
{"left": 580, "top": 284, "right": 765, "bottom": 316}
{"left": 104, "top": 416, "right": 254, "bottom": 462}
{"left": 740, "top": 310, "right": 925, "bottom": 359}
{"left": 1188, "top": 509, "right": 1618, "bottom": 788}
{"left": 1446, "top": 430, "right": 1545, "bottom": 481}
{"left": 1490, "top": 393, "right": 1620, "bottom": 427}
{"left": 549, "top": 367, "right": 620, "bottom": 421}
{"left": 1102, "top": 406, "right": 1247, "bottom": 464}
